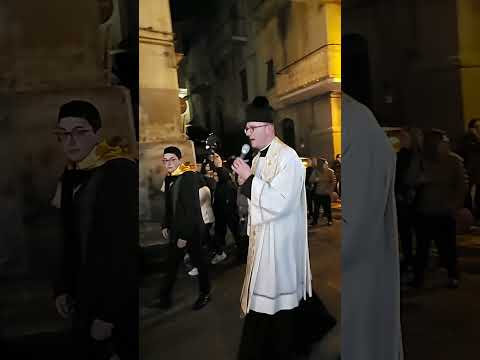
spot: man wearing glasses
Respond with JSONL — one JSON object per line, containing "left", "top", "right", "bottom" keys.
{"left": 232, "top": 96, "right": 312, "bottom": 359}
{"left": 52, "top": 100, "right": 138, "bottom": 359}
{"left": 159, "top": 146, "right": 211, "bottom": 310}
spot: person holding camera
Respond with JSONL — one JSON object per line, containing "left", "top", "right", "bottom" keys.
{"left": 208, "top": 153, "right": 245, "bottom": 264}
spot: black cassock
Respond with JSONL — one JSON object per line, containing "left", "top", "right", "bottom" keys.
{"left": 55, "top": 158, "right": 139, "bottom": 359}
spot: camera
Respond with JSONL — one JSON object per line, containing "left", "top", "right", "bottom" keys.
{"left": 205, "top": 132, "right": 219, "bottom": 156}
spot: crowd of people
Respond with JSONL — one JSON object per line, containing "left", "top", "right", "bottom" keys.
{"left": 158, "top": 96, "right": 335, "bottom": 359}
{"left": 394, "top": 119, "right": 480, "bottom": 289}
{"left": 157, "top": 135, "right": 342, "bottom": 312}
{"left": 155, "top": 99, "right": 480, "bottom": 360}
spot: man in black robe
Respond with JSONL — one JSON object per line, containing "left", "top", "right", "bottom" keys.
{"left": 52, "top": 100, "right": 138, "bottom": 360}
{"left": 159, "top": 146, "right": 211, "bottom": 310}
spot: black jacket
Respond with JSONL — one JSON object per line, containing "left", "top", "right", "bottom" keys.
{"left": 213, "top": 168, "right": 238, "bottom": 219}
{"left": 163, "top": 171, "right": 204, "bottom": 242}
{"left": 54, "top": 158, "right": 138, "bottom": 331}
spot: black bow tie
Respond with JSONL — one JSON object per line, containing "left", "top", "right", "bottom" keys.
{"left": 259, "top": 146, "right": 270, "bottom": 157}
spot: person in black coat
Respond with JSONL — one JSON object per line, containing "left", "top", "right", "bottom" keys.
{"left": 211, "top": 165, "right": 244, "bottom": 264}
{"left": 394, "top": 128, "right": 422, "bottom": 276}
{"left": 52, "top": 100, "right": 138, "bottom": 360}
{"left": 456, "top": 118, "right": 480, "bottom": 219}
{"left": 159, "top": 146, "right": 211, "bottom": 310}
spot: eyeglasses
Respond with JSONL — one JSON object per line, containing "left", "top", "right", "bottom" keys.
{"left": 244, "top": 124, "right": 269, "bottom": 135}
{"left": 52, "top": 127, "right": 93, "bottom": 142}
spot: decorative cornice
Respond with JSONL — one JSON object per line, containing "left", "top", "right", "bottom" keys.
{"left": 139, "top": 27, "right": 174, "bottom": 46}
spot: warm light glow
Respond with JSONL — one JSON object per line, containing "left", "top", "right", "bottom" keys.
{"left": 300, "top": 157, "right": 312, "bottom": 168}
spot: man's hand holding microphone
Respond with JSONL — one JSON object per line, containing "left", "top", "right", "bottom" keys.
{"left": 232, "top": 144, "right": 251, "bottom": 185}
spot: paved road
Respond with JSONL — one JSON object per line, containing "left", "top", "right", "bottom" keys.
{"left": 140, "top": 214, "right": 342, "bottom": 360}
{"left": 2, "top": 211, "right": 480, "bottom": 360}
{"left": 401, "top": 227, "right": 480, "bottom": 360}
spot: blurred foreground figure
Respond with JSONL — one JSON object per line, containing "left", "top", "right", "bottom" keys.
{"left": 341, "top": 93, "right": 404, "bottom": 360}
{"left": 52, "top": 100, "right": 138, "bottom": 359}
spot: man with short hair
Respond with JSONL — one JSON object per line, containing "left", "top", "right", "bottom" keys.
{"left": 159, "top": 146, "right": 211, "bottom": 310}
{"left": 232, "top": 96, "right": 312, "bottom": 359}
{"left": 52, "top": 100, "right": 138, "bottom": 359}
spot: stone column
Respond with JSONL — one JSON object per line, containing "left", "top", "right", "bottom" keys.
{"left": 139, "top": 0, "right": 195, "bottom": 228}
{"left": 1, "top": 0, "right": 139, "bottom": 278}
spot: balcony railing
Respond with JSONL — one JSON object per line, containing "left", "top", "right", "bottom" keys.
{"left": 276, "top": 44, "right": 340, "bottom": 98}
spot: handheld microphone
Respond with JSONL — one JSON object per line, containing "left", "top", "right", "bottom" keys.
{"left": 240, "top": 144, "right": 250, "bottom": 159}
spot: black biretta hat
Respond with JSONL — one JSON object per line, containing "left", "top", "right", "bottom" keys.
{"left": 245, "top": 96, "right": 274, "bottom": 124}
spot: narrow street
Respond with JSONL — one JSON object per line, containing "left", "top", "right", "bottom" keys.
{"left": 2, "top": 212, "right": 480, "bottom": 359}
{"left": 140, "top": 207, "right": 342, "bottom": 360}
{"left": 401, "top": 227, "right": 480, "bottom": 360}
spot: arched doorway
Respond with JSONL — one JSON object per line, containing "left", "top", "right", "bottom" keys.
{"left": 282, "top": 118, "right": 296, "bottom": 150}
{"left": 342, "top": 34, "right": 372, "bottom": 109}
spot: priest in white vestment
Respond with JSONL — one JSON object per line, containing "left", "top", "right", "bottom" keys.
{"left": 341, "top": 93, "right": 404, "bottom": 360}
{"left": 232, "top": 96, "right": 312, "bottom": 360}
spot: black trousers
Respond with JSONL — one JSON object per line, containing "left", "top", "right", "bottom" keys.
{"left": 213, "top": 214, "right": 241, "bottom": 254}
{"left": 162, "top": 236, "right": 210, "bottom": 297}
{"left": 238, "top": 309, "right": 296, "bottom": 360}
{"left": 313, "top": 194, "right": 332, "bottom": 222}
{"left": 464, "top": 183, "right": 480, "bottom": 219}
{"left": 397, "top": 201, "right": 415, "bottom": 270}
{"left": 414, "top": 213, "right": 458, "bottom": 281}
{"left": 306, "top": 189, "right": 314, "bottom": 217}
{"left": 202, "top": 222, "right": 213, "bottom": 249}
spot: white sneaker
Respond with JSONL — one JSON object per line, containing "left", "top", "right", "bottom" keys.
{"left": 188, "top": 267, "right": 199, "bottom": 276}
{"left": 211, "top": 252, "right": 227, "bottom": 265}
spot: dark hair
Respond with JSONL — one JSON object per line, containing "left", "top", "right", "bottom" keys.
{"left": 468, "top": 118, "right": 480, "bottom": 129}
{"left": 163, "top": 146, "right": 182, "bottom": 159}
{"left": 58, "top": 100, "right": 101, "bottom": 131}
